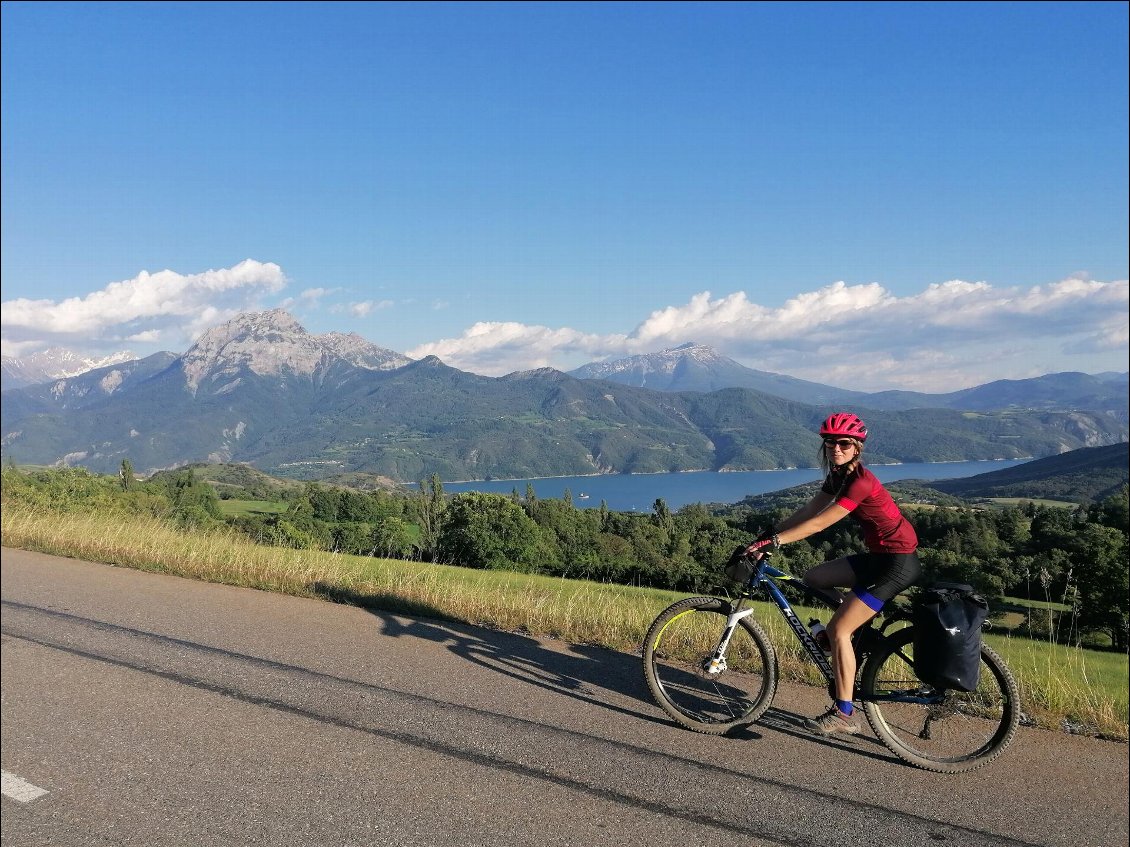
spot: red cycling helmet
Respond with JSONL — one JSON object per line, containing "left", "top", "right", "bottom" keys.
{"left": 820, "top": 412, "right": 868, "bottom": 442}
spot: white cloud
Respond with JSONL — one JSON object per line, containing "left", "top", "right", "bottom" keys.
{"left": 1, "top": 259, "right": 287, "bottom": 352}
{"left": 0, "top": 338, "right": 41, "bottom": 358}
{"left": 409, "top": 322, "right": 627, "bottom": 373}
{"left": 409, "top": 277, "right": 1129, "bottom": 391}
{"left": 349, "top": 302, "right": 375, "bottom": 318}
{"left": 124, "top": 329, "right": 162, "bottom": 343}
{"left": 4, "top": 265, "right": 1125, "bottom": 393}
{"left": 299, "top": 287, "right": 339, "bottom": 302}
{"left": 332, "top": 302, "right": 390, "bottom": 320}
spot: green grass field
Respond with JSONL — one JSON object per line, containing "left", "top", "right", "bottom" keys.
{"left": 217, "top": 499, "right": 289, "bottom": 517}
{"left": 984, "top": 497, "right": 1080, "bottom": 509}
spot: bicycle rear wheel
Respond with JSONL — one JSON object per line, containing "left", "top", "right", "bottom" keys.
{"left": 642, "top": 596, "right": 777, "bottom": 734}
{"left": 860, "top": 626, "right": 1020, "bottom": 773}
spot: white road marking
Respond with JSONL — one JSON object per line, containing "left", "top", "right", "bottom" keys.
{"left": 1, "top": 770, "right": 49, "bottom": 802}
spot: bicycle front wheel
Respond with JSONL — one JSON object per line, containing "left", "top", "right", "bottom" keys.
{"left": 642, "top": 596, "right": 778, "bottom": 734}
{"left": 860, "top": 626, "right": 1020, "bottom": 773}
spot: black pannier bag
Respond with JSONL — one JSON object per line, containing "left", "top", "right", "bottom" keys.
{"left": 912, "top": 582, "right": 989, "bottom": 692}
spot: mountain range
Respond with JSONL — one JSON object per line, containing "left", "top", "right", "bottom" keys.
{"left": 1, "top": 348, "right": 142, "bottom": 389}
{"left": 569, "top": 342, "right": 1130, "bottom": 418}
{"left": 925, "top": 442, "right": 1129, "bottom": 503}
{"left": 2, "top": 309, "right": 1126, "bottom": 481}
{"left": 569, "top": 342, "right": 859, "bottom": 402}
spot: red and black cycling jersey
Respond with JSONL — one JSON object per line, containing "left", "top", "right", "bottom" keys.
{"left": 821, "top": 465, "right": 918, "bottom": 554}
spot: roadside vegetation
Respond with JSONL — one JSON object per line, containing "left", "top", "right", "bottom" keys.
{"left": 1, "top": 462, "right": 1126, "bottom": 741}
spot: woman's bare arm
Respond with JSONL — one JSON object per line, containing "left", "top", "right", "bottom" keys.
{"left": 775, "top": 500, "right": 851, "bottom": 545}
{"left": 774, "top": 491, "right": 837, "bottom": 534}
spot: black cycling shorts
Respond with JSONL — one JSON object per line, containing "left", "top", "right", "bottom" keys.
{"left": 847, "top": 552, "right": 922, "bottom": 603}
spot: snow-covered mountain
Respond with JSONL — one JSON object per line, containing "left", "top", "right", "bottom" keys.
{"left": 1, "top": 347, "right": 140, "bottom": 390}
{"left": 569, "top": 342, "right": 865, "bottom": 403}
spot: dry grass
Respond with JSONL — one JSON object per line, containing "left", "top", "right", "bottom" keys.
{"left": 992, "top": 635, "right": 1129, "bottom": 738}
{"left": 0, "top": 505, "right": 669, "bottom": 651}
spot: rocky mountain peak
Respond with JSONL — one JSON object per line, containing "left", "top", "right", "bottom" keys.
{"left": 179, "top": 309, "right": 412, "bottom": 394}
{"left": 181, "top": 310, "right": 324, "bottom": 392}
{"left": 319, "top": 331, "right": 412, "bottom": 371}
{"left": 195, "top": 308, "right": 304, "bottom": 345}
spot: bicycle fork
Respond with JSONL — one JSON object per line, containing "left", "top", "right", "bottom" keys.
{"left": 703, "top": 603, "right": 758, "bottom": 675}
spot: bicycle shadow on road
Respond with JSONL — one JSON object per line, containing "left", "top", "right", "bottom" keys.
{"left": 386, "top": 611, "right": 896, "bottom": 765}
{"left": 311, "top": 581, "right": 695, "bottom": 730}
{"left": 386, "top": 610, "right": 674, "bottom": 727}
{"left": 313, "top": 582, "right": 899, "bottom": 765}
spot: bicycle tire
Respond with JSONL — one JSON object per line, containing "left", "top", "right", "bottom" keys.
{"left": 642, "top": 596, "right": 778, "bottom": 734}
{"left": 860, "top": 626, "right": 1020, "bottom": 773}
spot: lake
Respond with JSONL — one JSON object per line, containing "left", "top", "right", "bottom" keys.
{"left": 437, "top": 459, "right": 1031, "bottom": 512}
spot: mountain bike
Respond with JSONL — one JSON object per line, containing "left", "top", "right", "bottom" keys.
{"left": 641, "top": 552, "right": 1021, "bottom": 774}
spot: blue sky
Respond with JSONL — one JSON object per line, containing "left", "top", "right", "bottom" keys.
{"left": 2, "top": 1, "right": 1127, "bottom": 392}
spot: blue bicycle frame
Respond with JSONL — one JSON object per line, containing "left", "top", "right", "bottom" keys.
{"left": 725, "top": 556, "right": 838, "bottom": 683}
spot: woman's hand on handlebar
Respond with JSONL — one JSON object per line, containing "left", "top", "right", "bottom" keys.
{"left": 726, "top": 533, "right": 781, "bottom": 572}
{"left": 742, "top": 535, "right": 779, "bottom": 559}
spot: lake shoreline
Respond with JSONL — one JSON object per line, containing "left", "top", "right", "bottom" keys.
{"left": 427, "top": 459, "right": 1034, "bottom": 512}
{"left": 426, "top": 457, "right": 1036, "bottom": 487}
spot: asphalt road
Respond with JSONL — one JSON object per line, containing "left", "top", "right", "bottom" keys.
{"left": 2, "top": 547, "right": 1127, "bottom": 847}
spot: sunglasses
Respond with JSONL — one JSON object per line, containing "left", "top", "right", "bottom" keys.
{"left": 823, "top": 438, "right": 857, "bottom": 449}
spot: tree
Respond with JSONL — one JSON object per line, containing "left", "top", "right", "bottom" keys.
{"left": 1070, "top": 522, "right": 1129, "bottom": 650}
{"left": 302, "top": 483, "right": 342, "bottom": 522}
{"left": 119, "top": 459, "right": 135, "bottom": 491}
{"left": 414, "top": 474, "right": 446, "bottom": 561}
{"left": 371, "top": 516, "right": 415, "bottom": 560}
{"left": 436, "top": 492, "right": 544, "bottom": 570}
{"left": 272, "top": 519, "right": 321, "bottom": 550}
{"left": 1089, "top": 486, "right": 1129, "bottom": 533}
{"left": 332, "top": 521, "right": 375, "bottom": 556}
{"left": 160, "top": 469, "right": 222, "bottom": 521}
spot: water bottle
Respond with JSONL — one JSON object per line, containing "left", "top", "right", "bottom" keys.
{"left": 808, "top": 620, "right": 831, "bottom": 654}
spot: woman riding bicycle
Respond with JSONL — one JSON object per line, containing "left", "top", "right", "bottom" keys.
{"left": 739, "top": 412, "right": 921, "bottom": 735}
